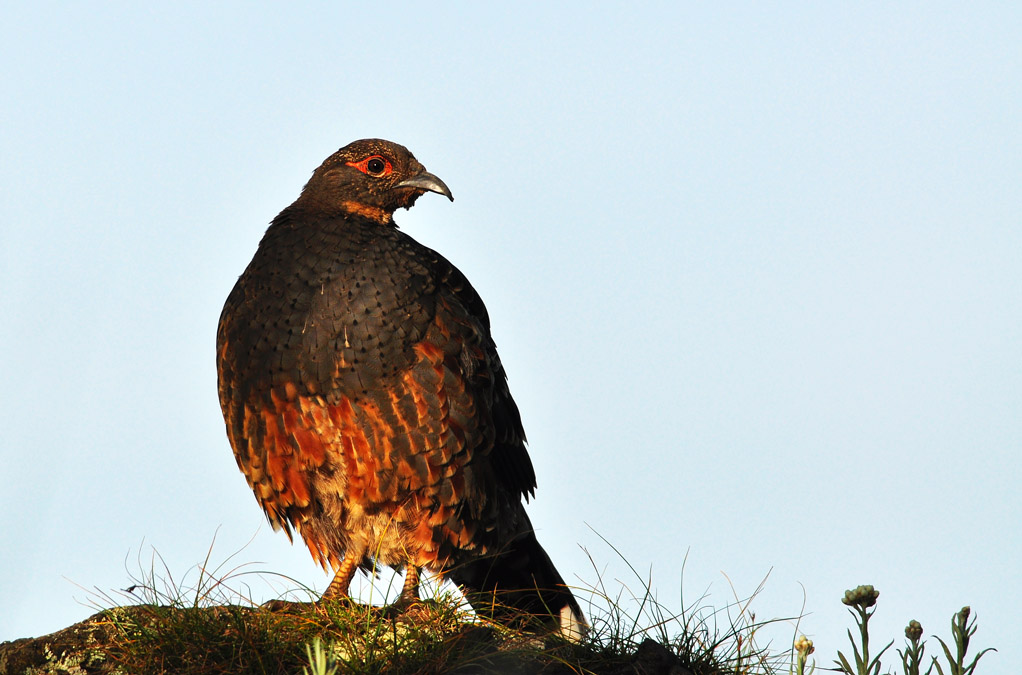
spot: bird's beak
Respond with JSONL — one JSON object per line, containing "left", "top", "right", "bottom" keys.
{"left": 395, "top": 171, "right": 454, "bottom": 201}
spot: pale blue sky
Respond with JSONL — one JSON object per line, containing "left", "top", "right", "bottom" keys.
{"left": 2, "top": 3, "right": 1019, "bottom": 669}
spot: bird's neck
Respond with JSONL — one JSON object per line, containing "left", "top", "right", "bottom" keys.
{"left": 339, "top": 201, "right": 393, "bottom": 225}
{"left": 270, "top": 203, "right": 398, "bottom": 238}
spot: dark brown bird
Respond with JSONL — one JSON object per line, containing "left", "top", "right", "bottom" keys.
{"left": 216, "top": 139, "right": 584, "bottom": 638}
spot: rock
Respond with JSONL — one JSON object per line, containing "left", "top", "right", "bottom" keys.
{"left": 0, "top": 610, "right": 126, "bottom": 675}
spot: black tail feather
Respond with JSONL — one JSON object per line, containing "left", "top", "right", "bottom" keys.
{"left": 449, "top": 529, "right": 586, "bottom": 640}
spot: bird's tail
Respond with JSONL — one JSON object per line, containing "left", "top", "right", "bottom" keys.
{"left": 449, "top": 527, "right": 587, "bottom": 642}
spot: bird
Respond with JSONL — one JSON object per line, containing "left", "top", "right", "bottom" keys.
{"left": 216, "top": 138, "right": 585, "bottom": 640}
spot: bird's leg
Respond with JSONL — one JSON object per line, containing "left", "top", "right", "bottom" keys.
{"left": 321, "top": 548, "right": 363, "bottom": 601}
{"left": 399, "top": 566, "right": 420, "bottom": 603}
{"left": 263, "top": 548, "right": 363, "bottom": 613}
{"left": 378, "top": 565, "right": 424, "bottom": 619}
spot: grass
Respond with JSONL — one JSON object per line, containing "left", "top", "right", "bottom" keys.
{"left": 86, "top": 539, "right": 491, "bottom": 674}
{"left": 68, "top": 536, "right": 994, "bottom": 675}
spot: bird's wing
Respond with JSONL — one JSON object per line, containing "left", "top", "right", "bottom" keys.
{"left": 433, "top": 257, "right": 537, "bottom": 501}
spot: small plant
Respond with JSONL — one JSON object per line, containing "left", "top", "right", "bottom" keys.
{"left": 834, "top": 585, "right": 894, "bottom": 675}
{"left": 831, "top": 587, "right": 995, "bottom": 675}
{"left": 792, "top": 635, "right": 815, "bottom": 675}
{"left": 897, "top": 619, "right": 929, "bottom": 675}
{"left": 302, "top": 637, "right": 338, "bottom": 675}
{"left": 930, "top": 606, "right": 995, "bottom": 675}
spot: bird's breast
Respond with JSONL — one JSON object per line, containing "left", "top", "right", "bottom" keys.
{"left": 223, "top": 229, "right": 439, "bottom": 404}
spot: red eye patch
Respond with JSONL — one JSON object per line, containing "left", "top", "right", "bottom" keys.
{"left": 346, "top": 155, "right": 393, "bottom": 177}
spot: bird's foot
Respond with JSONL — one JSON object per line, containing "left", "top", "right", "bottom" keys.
{"left": 384, "top": 597, "right": 457, "bottom": 626}
{"left": 260, "top": 594, "right": 360, "bottom": 614}
{"left": 379, "top": 593, "right": 423, "bottom": 620}
{"left": 260, "top": 598, "right": 317, "bottom": 613}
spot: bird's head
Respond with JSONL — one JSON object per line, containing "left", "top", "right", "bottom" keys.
{"left": 295, "top": 139, "right": 453, "bottom": 224}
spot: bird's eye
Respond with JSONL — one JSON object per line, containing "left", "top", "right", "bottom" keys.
{"left": 346, "top": 155, "right": 393, "bottom": 177}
